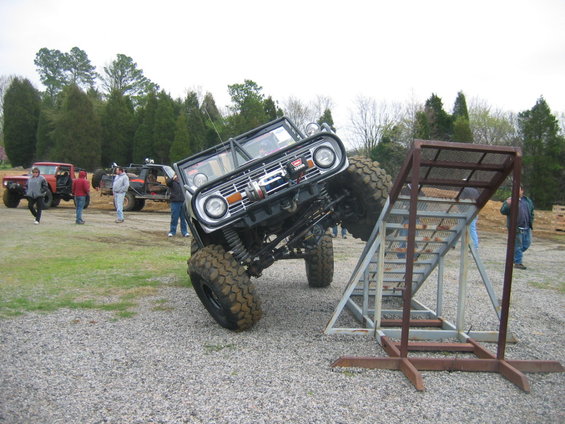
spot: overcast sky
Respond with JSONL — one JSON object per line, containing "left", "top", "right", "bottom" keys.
{"left": 1, "top": 0, "right": 564, "bottom": 133}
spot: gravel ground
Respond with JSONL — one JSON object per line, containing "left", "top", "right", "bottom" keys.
{"left": 1, "top": 207, "right": 564, "bottom": 423}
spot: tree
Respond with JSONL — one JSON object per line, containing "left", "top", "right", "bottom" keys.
{"left": 65, "top": 47, "right": 98, "bottom": 90}
{"left": 317, "top": 108, "right": 336, "bottom": 132}
{"left": 227, "top": 79, "right": 267, "bottom": 134}
{"left": 264, "top": 96, "right": 283, "bottom": 121}
{"left": 153, "top": 91, "right": 176, "bottom": 163}
{"left": 170, "top": 112, "right": 191, "bottom": 163}
{"left": 518, "top": 97, "right": 565, "bottom": 209}
{"left": 100, "top": 90, "right": 136, "bottom": 166}
{"left": 132, "top": 92, "right": 158, "bottom": 162}
{"left": 424, "top": 94, "right": 452, "bottom": 141}
{"left": 451, "top": 91, "right": 473, "bottom": 142}
{"left": 282, "top": 97, "right": 312, "bottom": 131}
{"left": 184, "top": 91, "right": 207, "bottom": 153}
{"left": 35, "top": 102, "right": 56, "bottom": 160}
{"left": 101, "top": 54, "right": 159, "bottom": 105}
{"left": 370, "top": 125, "right": 407, "bottom": 179}
{"left": 3, "top": 78, "right": 41, "bottom": 167}
{"left": 468, "top": 100, "right": 518, "bottom": 145}
{"left": 51, "top": 84, "right": 101, "bottom": 169}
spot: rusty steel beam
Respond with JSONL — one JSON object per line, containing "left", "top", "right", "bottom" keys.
{"left": 380, "top": 319, "right": 444, "bottom": 328}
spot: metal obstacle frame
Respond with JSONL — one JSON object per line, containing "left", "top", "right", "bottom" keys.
{"left": 325, "top": 140, "right": 564, "bottom": 392}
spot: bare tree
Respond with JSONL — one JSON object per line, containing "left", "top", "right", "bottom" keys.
{"left": 281, "top": 97, "right": 313, "bottom": 131}
{"left": 468, "top": 98, "right": 519, "bottom": 146}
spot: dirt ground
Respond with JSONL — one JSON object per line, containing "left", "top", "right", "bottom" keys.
{"left": 1, "top": 168, "right": 561, "bottom": 239}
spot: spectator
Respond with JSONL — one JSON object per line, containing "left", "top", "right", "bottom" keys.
{"left": 166, "top": 174, "right": 189, "bottom": 237}
{"left": 26, "top": 167, "right": 48, "bottom": 224}
{"left": 500, "top": 185, "right": 535, "bottom": 269}
{"left": 72, "top": 170, "right": 90, "bottom": 224}
{"left": 112, "top": 167, "right": 129, "bottom": 223}
{"left": 460, "top": 185, "right": 480, "bottom": 249}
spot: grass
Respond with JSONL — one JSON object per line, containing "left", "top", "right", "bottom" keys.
{"left": 0, "top": 223, "right": 192, "bottom": 319}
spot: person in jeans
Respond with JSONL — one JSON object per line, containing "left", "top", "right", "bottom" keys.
{"left": 72, "top": 170, "right": 90, "bottom": 224}
{"left": 112, "top": 167, "right": 129, "bottom": 223}
{"left": 332, "top": 225, "right": 347, "bottom": 239}
{"left": 500, "top": 185, "right": 535, "bottom": 269}
{"left": 26, "top": 167, "right": 48, "bottom": 224}
{"left": 166, "top": 174, "right": 189, "bottom": 237}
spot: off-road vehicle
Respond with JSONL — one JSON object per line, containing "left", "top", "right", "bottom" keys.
{"left": 92, "top": 160, "right": 175, "bottom": 211}
{"left": 175, "top": 117, "right": 391, "bottom": 331}
{"left": 2, "top": 162, "right": 88, "bottom": 209}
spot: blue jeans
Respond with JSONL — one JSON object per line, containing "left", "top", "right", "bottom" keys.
{"left": 114, "top": 192, "right": 125, "bottom": 221}
{"left": 75, "top": 196, "right": 86, "bottom": 223}
{"left": 514, "top": 228, "right": 531, "bottom": 264}
{"left": 332, "top": 225, "right": 346, "bottom": 237}
{"left": 170, "top": 202, "right": 188, "bottom": 235}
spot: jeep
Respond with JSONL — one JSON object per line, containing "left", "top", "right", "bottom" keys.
{"left": 174, "top": 117, "right": 391, "bottom": 331}
{"left": 2, "top": 162, "right": 88, "bottom": 209}
{"left": 92, "top": 160, "right": 175, "bottom": 211}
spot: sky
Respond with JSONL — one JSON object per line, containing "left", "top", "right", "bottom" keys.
{"left": 1, "top": 0, "right": 564, "bottom": 135}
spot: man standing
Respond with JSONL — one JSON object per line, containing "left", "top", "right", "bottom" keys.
{"left": 461, "top": 185, "right": 480, "bottom": 249}
{"left": 500, "top": 185, "right": 535, "bottom": 269}
{"left": 72, "top": 170, "right": 90, "bottom": 224}
{"left": 112, "top": 167, "right": 129, "bottom": 223}
{"left": 166, "top": 174, "right": 189, "bottom": 237}
{"left": 26, "top": 167, "right": 48, "bottom": 224}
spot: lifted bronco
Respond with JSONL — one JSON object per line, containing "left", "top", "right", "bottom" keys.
{"left": 175, "top": 117, "right": 391, "bottom": 331}
{"left": 2, "top": 162, "right": 88, "bottom": 209}
{"left": 92, "top": 160, "right": 175, "bottom": 211}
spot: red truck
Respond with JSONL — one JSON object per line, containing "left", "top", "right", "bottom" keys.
{"left": 2, "top": 162, "right": 89, "bottom": 209}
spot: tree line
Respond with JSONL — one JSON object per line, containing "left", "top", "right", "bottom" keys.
{"left": 1, "top": 47, "right": 564, "bottom": 209}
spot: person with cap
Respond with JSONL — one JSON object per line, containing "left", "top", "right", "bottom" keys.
{"left": 72, "top": 170, "right": 90, "bottom": 224}
{"left": 26, "top": 167, "right": 48, "bottom": 224}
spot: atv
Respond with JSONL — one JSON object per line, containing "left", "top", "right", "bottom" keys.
{"left": 174, "top": 117, "right": 391, "bottom": 331}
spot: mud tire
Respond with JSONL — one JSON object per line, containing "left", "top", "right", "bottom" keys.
{"left": 189, "top": 245, "right": 262, "bottom": 331}
{"left": 91, "top": 169, "right": 106, "bottom": 189}
{"left": 123, "top": 192, "right": 136, "bottom": 211}
{"left": 3, "top": 190, "right": 20, "bottom": 208}
{"left": 305, "top": 234, "right": 334, "bottom": 287}
{"left": 334, "top": 156, "right": 391, "bottom": 241}
{"left": 42, "top": 190, "right": 53, "bottom": 209}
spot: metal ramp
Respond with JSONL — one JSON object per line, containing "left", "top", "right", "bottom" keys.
{"left": 325, "top": 140, "right": 564, "bottom": 391}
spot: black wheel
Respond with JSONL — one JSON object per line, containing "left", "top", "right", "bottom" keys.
{"left": 132, "top": 198, "right": 145, "bottom": 211}
{"left": 332, "top": 156, "right": 391, "bottom": 241}
{"left": 123, "top": 192, "right": 136, "bottom": 211}
{"left": 3, "top": 190, "right": 20, "bottom": 208}
{"left": 189, "top": 245, "right": 262, "bottom": 331}
{"left": 91, "top": 169, "right": 106, "bottom": 189}
{"left": 42, "top": 190, "right": 53, "bottom": 209}
{"left": 305, "top": 233, "right": 334, "bottom": 288}
{"left": 51, "top": 197, "right": 61, "bottom": 207}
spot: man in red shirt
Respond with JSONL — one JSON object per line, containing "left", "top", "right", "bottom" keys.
{"left": 72, "top": 170, "right": 90, "bottom": 224}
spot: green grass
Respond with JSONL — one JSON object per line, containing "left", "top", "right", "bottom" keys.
{"left": 0, "top": 225, "right": 192, "bottom": 319}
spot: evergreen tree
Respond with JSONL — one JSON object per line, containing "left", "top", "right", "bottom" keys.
{"left": 133, "top": 92, "right": 158, "bottom": 162}
{"left": 451, "top": 92, "right": 473, "bottom": 142}
{"left": 35, "top": 103, "right": 56, "bottom": 160}
{"left": 518, "top": 97, "right": 565, "bottom": 209}
{"left": 101, "top": 90, "right": 136, "bottom": 166}
{"left": 184, "top": 91, "right": 207, "bottom": 154}
{"left": 413, "top": 110, "right": 430, "bottom": 139}
{"left": 424, "top": 94, "right": 452, "bottom": 140}
{"left": 3, "top": 77, "right": 41, "bottom": 167}
{"left": 34, "top": 48, "right": 67, "bottom": 99}
{"left": 317, "top": 108, "right": 336, "bottom": 132}
{"left": 153, "top": 91, "right": 176, "bottom": 163}
{"left": 51, "top": 84, "right": 101, "bottom": 169}
{"left": 200, "top": 92, "right": 224, "bottom": 149}
{"left": 227, "top": 80, "right": 267, "bottom": 134}
{"left": 370, "top": 125, "right": 407, "bottom": 179}
{"left": 264, "top": 96, "right": 283, "bottom": 121}
{"left": 170, "top": 112, "right": 191, "bottom": 163}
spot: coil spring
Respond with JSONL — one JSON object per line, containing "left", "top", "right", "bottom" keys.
{"left": 223, "top": 227, "right": 251, "bottom": 263}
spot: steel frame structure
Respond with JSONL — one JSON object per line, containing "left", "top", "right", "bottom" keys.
{"left": 325, "top": 140, "right": 564, "bottom": 392}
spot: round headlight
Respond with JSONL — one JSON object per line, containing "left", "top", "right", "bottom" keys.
{"left": 313, "top": 146, "right": 336, "bottom": 168}
{"left": 204, "top": 195, "right": 227, "bottom": 219}
{"left": 193, "top": 173, "right": 208, "bottom": 188}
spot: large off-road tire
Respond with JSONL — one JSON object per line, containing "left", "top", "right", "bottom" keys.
{"left": 91, "top": 169, "right": 106, "bottom": 189}
{"left": 123, "top": 192, "right": 136, "bottom": 211}
{"left": 132, "top": 198, "right": 145, "bottom": 211}
{"left": 305, "top": 233, "right": 334, "bottom": 288}
{"left": 334, "top": 156, "right": 391, "bottom": 241}
{"left": 3, "top": 190, "right": 20, "bottom": 208}
{"left": 51, "top": 197, "right": 61, "bottom": 207}
{"left": 189, "top": 245, "right": 262, "bottom": 331}
{"left": 42, "top": 190, "right": 53, "bottom": 209}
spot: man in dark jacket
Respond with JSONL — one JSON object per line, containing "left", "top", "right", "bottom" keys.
{"left": 166, "top": 174, "right": 189, "bottom": 237}
{"left": 500, "top": 185, "right": 535, "bottom": 269}
{"left": 26, "top": 167, "right": 48, "bottom": 224}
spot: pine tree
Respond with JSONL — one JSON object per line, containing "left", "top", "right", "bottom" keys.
{"left": 317, "top": 109, "right": 336, "bottom": 132}
{"left": 101, "top": 90, "right": 135, "bottom": 166}
{"left": 170, "top": 113, "right": 191, "bottom": 163}
{"left": 133, "top": 92, "right": 158, "bottom": 162}
{"left": 3, "top": 77, "right": 41, "bottom": 167}
{"left": 424, "top": 94, "right": 452, "bottom": 141}
{"left": 518, "top": 97, "right": 565, "bottom": 209}
{"left": 153, "top": 91, "right": 176, "bottom": 163}
{"left": 452, "top": 92, "right": 473, "bottom": 142}
{"left": 51, "top": 84, "right": 101, "bottom": 169}
{"left": 35, "top": 103, "right": 56, "bottom": 160}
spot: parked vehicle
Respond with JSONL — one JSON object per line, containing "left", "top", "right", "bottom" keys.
{"left": 175, "top": 116, "right": 392, "bottom": 331}
{"left": 92, "top": 160, "right": 175, "bottom": 211}
{"left": 2, "top": 162, "right": 88, "bottom": 209}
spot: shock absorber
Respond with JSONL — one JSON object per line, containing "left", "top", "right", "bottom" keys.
{"left": 223, "top": 227, "right": 251, "bottom": 263}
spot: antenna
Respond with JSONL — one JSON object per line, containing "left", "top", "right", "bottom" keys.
{"left": 202, "top": 106, "right": 223, "bottom": 145}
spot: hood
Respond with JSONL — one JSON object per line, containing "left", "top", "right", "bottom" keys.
{"left": 79, "top": 170, "right": 87, "bottom": 178}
